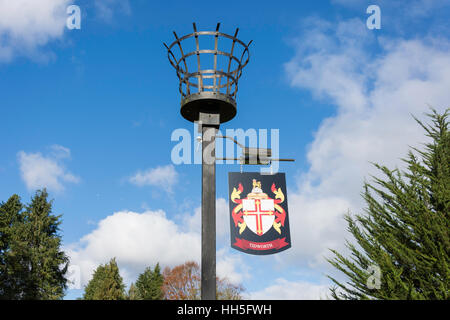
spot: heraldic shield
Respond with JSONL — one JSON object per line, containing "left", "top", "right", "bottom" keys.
{"left": 228, "top": 172, "right": 291, "bottom": 255}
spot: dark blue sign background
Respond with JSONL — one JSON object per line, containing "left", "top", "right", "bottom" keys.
{"left": 228, "top": 172, "right": 291, "bottom": 255}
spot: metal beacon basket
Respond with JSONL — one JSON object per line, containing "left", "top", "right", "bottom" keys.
{"left": 164, "top": 23, "right": 252, "bottom": 124}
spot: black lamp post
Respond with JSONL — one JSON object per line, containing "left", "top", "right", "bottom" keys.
{"left": 165, "top": 23, "right": 251, "bottom": 300}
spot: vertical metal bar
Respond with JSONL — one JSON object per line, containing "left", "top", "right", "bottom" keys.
{"left": 193, "top": 23, "right": 203, "bottom": 92}
{"left": 218, "top": 69, "right": 223, "bottom": 91}
{"left": 233, "top": 40, "right": 252, "bottom": 99}
{"left": 200, "top": 113, "right": 218, "bottom": 300}
{"left": 213, "top": 23, "right": 220, "bottom": 92}
{"left": 173, "top": 31, "right": 190, "bottom": 96}
{"left": 226, "top": 28, "right": 239, "bottom": 95}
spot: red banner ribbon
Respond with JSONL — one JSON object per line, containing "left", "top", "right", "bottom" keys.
{"left": 234, "top": 237, "right": 289, "bottom": 251}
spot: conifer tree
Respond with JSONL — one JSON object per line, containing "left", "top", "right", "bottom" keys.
{"left": 327, "top": 109, "right": 449, "bottom": 300}
{"left": 135, "top": 263, "right": 164, "bottom": 300}
{"left": 83, "top": 258, "right": 126, "bottom": 300}
{"left": 0, "top": 190, "right": 68, "bottom": 299}
{"left": 0, "top": 194, "right": 23, "bottom": 299}
{"left": 126, "top": 283, "right": 140, "bottom": 300}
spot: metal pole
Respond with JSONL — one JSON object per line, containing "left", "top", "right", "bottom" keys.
{"left": 200, "top": 112, "right": 219, "bottom": 300}
{"left": 165, "top": 24, "right": 251, "bottom": 300}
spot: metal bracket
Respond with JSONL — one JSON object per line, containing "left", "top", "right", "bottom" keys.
{"left": 197, "top": 112, "right": 220, "bottom": 133}
{"left": 215, "top": 135, "right": 295, "bottom": 165}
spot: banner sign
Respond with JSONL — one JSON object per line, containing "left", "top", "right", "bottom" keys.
{"left": 228, "top": 172, "right": 291, "bottom": 255}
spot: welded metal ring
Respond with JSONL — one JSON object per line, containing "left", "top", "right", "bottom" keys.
{"left": 164, "top": 23, "right": 251, "bottom": 123}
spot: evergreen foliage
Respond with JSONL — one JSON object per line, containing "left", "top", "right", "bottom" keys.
{"left": 327, "top": 109, "right": 449, "bottom": 300}
{"left": 133, "top": 263, "right": 164, "bottom": 300}
{"left": 83, "top": 258, "right": 126, "bottom": 300}
{"left": 0, "top": 190, "right": 69, "bottom": 300}
{"left": 126, "top": 283, "right": 140, "bottom": 300}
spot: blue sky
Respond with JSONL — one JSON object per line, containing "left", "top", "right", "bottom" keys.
{"left": 1, "top": 0, "right": 449, "bottom": 299}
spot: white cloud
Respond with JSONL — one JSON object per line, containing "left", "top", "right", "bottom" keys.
{"left": 282, "top": 17, "right": 450, "bottom": 268}
{"left": 216, "top": 248, "right": 250, "bottom": 286}
{"left": 249, "top": 278, "right": 330, "bottom": 300}
{"left": 178, "top": 199, "right": 249, "bottom": 285}
{"left": 17, "top": 146, "right": 80, "bottom": 193}
{"left": 66, "top": 209, "right": 201, "bottom": 287}
{"left": 0, "top": 0, "right": 73, "bottom": 62}
{"left": 182, "top": 197, "right": 229, "bottom": 243}
{"left": 178, "top": 199, "right": 250, "bottom": 285}
{"left": 66, "top": 201, "right": 250, "bottom": 289}
{"left": 285, "top": 195, "right": 351, "bottom": 267}
{"left": 128, "top": 164, "right": 178, "bottom": 192}
{"left": 0, "top": 0, "right": 132, "bottom": 62}
{"left": 49, "top": 144, "right": 71, "bottom": 159}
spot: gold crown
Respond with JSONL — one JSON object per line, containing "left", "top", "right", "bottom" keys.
{"left": 252, "top": 179, "right": 261, "bottom": 189}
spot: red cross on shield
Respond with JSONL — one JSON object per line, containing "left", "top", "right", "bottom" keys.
{"left": 242, "top": 198, "right": 275, "bottom": 236}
